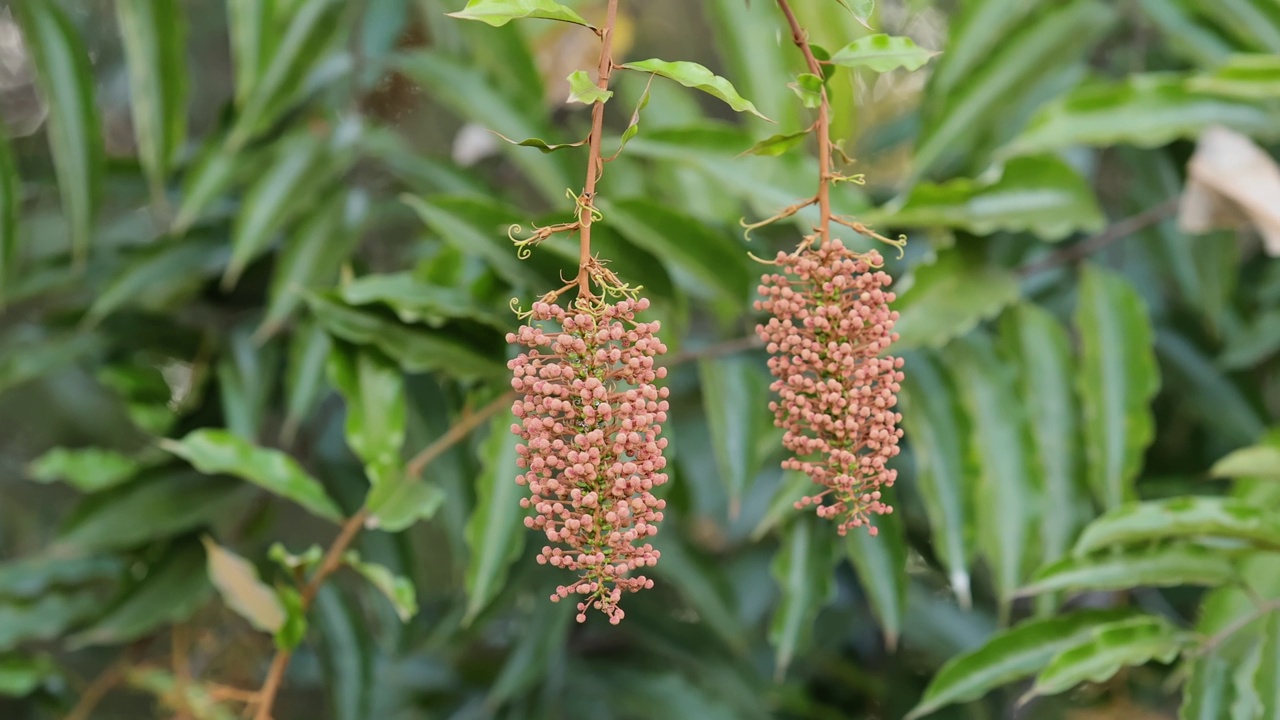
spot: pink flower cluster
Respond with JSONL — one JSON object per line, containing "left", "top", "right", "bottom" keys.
{"left": 756, "top": 241, "right": 904, "bottom": 536}
{"left": 507, "top": 297, "right": 670, "bottom": 624}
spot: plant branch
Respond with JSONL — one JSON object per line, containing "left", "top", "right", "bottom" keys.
{"left": 775, "top": 0, "right": 832, "bottom": 241}
{"left": 406, "top": 391, "right": 516, "bottom": 479}
{"left": 1016, "top": 197, "right": 1181, "bottom": 277}
{"left": 65, "top": 649, "right": 132, "bottom": 720}
{"left": 576, "top": 0, "right": 620, "bottom": 299}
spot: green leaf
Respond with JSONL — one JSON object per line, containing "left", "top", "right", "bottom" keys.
{"left": 999, "top": 304, "right": 1086, "bottom": 565}
{"left": 1158, "top": 331, "right": 1264, "bottom": 448}
{"left": 57, "top": 471, "right": 247, "bottom": 551}
{"left": 400, "top": 195, "right": 547, "bottom": 290}
{"left": 327, "top": 343, "right": 404, "bottom": 469}
{"left": 870, "top": 155, "right": 1105, "bottom": 241}
{"left": 742, "top": 129, "right": 811, "bottom": 157}
{"left": 1180, "top": 650, "right": 1236, "bottom": 720}
{"left": 906, "top": 609, "right": 1138, "bottom": 719}
{"left": 846, "top": 487, "right": 907, "bottom": 650}
{"left": 463, "top": 414, "right": 524, "bottom": 625}
{"left": 258, "top": 189, "right": 367, "bottom": 340}
{"left": 337, "top": 272, "right": 505, "bottom": 329}
{"left": 0, "top": 329, "right": 101, "bottom": 395}
{"left": 892, "top": 248, "right": 1021, "bottom": 350}
{"left": 649, "top": 535, "right": 749, "bottom": 654}
{"left": 171, "top": 137, "right": 239, "bottom": 233}
{"left": 1188, "top": 54, "right": 1280, "bottom": 99}
{"left": 0, "top": 131, "right": 18, "bottom": 302}
{"left": 913, "top": 0, "right": 1115, "bottom": 180}
{"left": 621, "top": 59, "right": 772, "bottom": 121}
{"left": 897, "top": 352, "right": 972, "bottom": 606}
{"left": 83, "top": 232, "right": 228, "bottom": 326}
{"left": 566, "top": 70, "right": 612, "bottom": 104}
{"left": 365, "top": 478, "right": 445, "bottom": 533}
{"left": 27, "top": 447, "right": 142, "bottom": 493}
{"left": 1258, "top": 609, "right": 1280, "bottom": 717}
{"left": 282, "top": 320, "right": 332, "bottom": 444}
{"left": 226, "top": 0, "right": 274, "bottom": 107}
{"left": 1211, "top": 443, "right": 1280, "bottom": 480}
{"left": 1075, "top": 265, "right": 1160, "bottom": 510}
{"left": 1232, "top": 639, "right": 1264, "bottom": 720}
{"left": 268, "top": 543, "right": 323, "bottom": 574}
{"left": 13, "top": 0, "right": 104, "bottom": 267}
{"left": 229, "top": 0, "right": 345, "bottom": 148}
{"left": 0, "top": 654, "right": 56, "bottom": 698}
{"left": 752, "top": 470, "right": 813, "bottom": 541}
{"left": 70, "top": 540, "right": 212, "bottom": 646}
{"left": 699, "top": 356, "right": 767, "bottom": 515}
{"left": 488, "top": 131, "right": 588, "bottom": 153}
{"left": 273, "top": 584, "right": 307, "bottom": 650}
{"left": 446, "top": 0, "right": 592, "bottom": 28}
{"left": 1003, "top": 74, "right": 1280, "bottom": 158}
{"left": 945, "top": 334, "right": 1039, "bottom": 613}
{"left": 769, "top": 516, "right": 836, "bottom": 678}
{"left": 612, "top": 74, "right": 654, "bottom": 157}
{"left": 487, "top": 600, "right": 574, "bottom": 707}
{"left": 342, "top": 550, "right": 417, "bottom": 622}
{"left": 217, "top": 323, "right": 282, "bottom": 441}
{"left": 0, "top": 589, "right": 101, "bottom": 652}
{"left": 0, "top": 555, "right": 121, "bottom": 598}
{"left": 604, "top": 199, "right": 751, "bottom": 305}
{"left": 828, "top": 34, "right": 937, "bottom": 72}
{"left": 115, "top": 0, "right": 187, "bottom": 207}
{"left": 1073, "top": 496, "right": 1280, "bottom": 556}
{"left": 788, "top": 73, "right": 824, "bottom": 109}
{"left": 161, "top": 429, "right": 344, "bottom": 523}
{"left": 1017, "top": 544, "right": 1238, "bottom": 597}
{"left": 201, "top": 537, "right": 285, "bottom": 634}
{"left": 703, "top": 0, "right": 802, "bottom": 130}
{"left": 306, "top": 291, "right": 504, "bottom": 381}
{"left": 313, "top": 585, "right": 372, "bottom": 720}
{"left": 1024, "top": 616, "right": 1187, "bottom": 701}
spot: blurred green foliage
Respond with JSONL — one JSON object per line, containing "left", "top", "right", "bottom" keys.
{"left": 1, "top": 0, "right": 1279, "bottom": 718}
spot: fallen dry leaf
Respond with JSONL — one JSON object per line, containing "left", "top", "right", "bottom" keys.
{"left": 1179, "top": 124, "right": 1280, "bottom": 256}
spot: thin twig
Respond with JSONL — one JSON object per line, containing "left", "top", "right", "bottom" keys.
{"left": 575, "top": 0, "right": 621, "bottom": 299}
{"left": 172, "top": 624, "right": 195, "bottom": 720}
{"left": 775, "top": 0, "right": 833, "bottom": 241}
{"left": 1016, "top": 197, "right": 1181, "bottom": 277}
{"left": 65, "top": 652, "right": 130, "bottom": 720}
{"left": 406, "top": 391, "right": 517, "bottom": 479}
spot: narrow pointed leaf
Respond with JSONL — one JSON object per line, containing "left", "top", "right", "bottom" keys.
{"left": 906, "top": 609, "right": 1138, "bottom": 720}
{"left": 1017, "top": 544, "right": 1237, "bottom": 597}
{"left": 1257, "top": 610, "right": 1280, "bottom": 717}
{"left": 489, "top": 130, "right": 588, "bottom": 153}
{"left": 171, "top": 138, "right": 239, "bottom": 233}
{"left": 327, "top": 344, "right": 404, "bottom": 471}
{"left": 621, "top": 59, "right": 771, "bottom": 121}
{"left": 446, "top": 0, "right": 592, "bottom": 28}
{"left": 743, "top": 129, "right": 811, "bottom": 157}
{"left": 897, "top": 352, "right": 972, "bottom": 605}
{"left": 699, "top": 356, "right": 767, "bottom": 514}
{"left": 337, "top": 272, "right": 505, "bottom": 329}
{"left": 1232, "top": 640, "right": 1263, "bottom": 720}
{"left": 892, "top": 248, "right": 1020, "bottom": 350}
{"left": 945, "top": 334, "right": 1039, "bottom": 610}
{"left": 752, "top": 470, "right": 812, "bottom": 541}
{"left": 282, "top": 320, "right": 332, "bottom": 443}
{"left": 13, "top": 0, "right": 103, "bottom": 266}
{"left": 1188, "top": 54, "right": 1280, "bottom": 99}
{"left": 1075, "top": 265, "right": 1160, "bottom": 510}
{"left": 201, "top": 537, "right": 285, "bottom": 634}
{"left": 226, "top": 0, "right": 275, "bottom": 107}
{"left": 1180, "top": 651, "right": 1236, "bottom": 720}
{"left": 846, "top": 488, "right": 907, "bottom": 650}
{"left": 342, "top": 551, "right": 417, "bottom": 622}
{"left": 828, "top": 34, "right": 937, "bottom": 72}
{"left": 566, "top": 70, "right": 612, "bottom": 104}
{"left": 0, "top": 132, "right": 18, "bottom": 300}
{"left": 28, "top": 447, "right": 142, "bottom": 493}
{"left": 162, "top": 429, "right": 343, "bottom": 523}
{"left": 463, "top": 414, "right": 524, "bottom": 624}
{"left": 115, "top": 0, "right": 187, "bottom": 206}
{"left": 1074, "top": 497, "right": 1280, "bottom": 556}
{"left": 84, "top": 233, "right": 228, "bottom": 326}
{"left": 769, "top": 516, "right": 836, "bottom": 678}
{"left": 1211, "top": 443, "right": 1280, "bottom": 480}
{"left": 1024, "top": 616, "right": 1187, "bottom": 701}
{"left": 313, "top": 585, "right": 373, "bottom": 720}
{"left": 70, "top": 541, "right": 211, "bottom": 646}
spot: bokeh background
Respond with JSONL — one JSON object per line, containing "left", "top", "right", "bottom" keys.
{"left": 2, "top": 0, "right": 1280, "bottom": 718}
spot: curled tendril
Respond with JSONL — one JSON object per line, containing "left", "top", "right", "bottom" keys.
{"left": 568, "top": 188, "right": 604, "bottom": 224}
{"left": 833, "top": 217, "right": 908, "bottom": 259}
{"left": 832, "top": 172, "right": 867, "bottom": 185}
{"left": 509, "top": 220, "right": 583, "bottom": 259}
{"left": 739, "top": 198, "right": 815, "bottom": 242}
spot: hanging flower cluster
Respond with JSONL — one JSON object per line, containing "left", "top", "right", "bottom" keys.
{"left": 508, "top": 296, "right": 670, "bottom": 624}
{"left": 756, "top": 241, "right": 905, "bottom": 536}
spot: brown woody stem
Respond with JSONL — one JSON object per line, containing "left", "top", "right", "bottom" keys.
{"left": 775, "top": 0, "right": 832, "bottom": 242}
{"left": 576, "top": 0, "right": 621, "bottom": 300}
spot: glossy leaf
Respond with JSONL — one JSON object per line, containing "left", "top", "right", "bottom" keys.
{"left": 258, "top": 188, "right": 367, "bottom": 339}
{"left": 788, "top": 73, "right": 823, "bottom": 109}
{"left": 115, "top": 0, "right": 187, "bottom": 206}
{"left": 226, "top": 0, "right": 274, "bottom": 107}
{"left": 1075, "top": 265, "right": 1160, "bottom": 510}
{"left": 70, "top": 540, "right": 211, "bottom": 646}
{"left": 327, "top": 343, "right": 404, "bottom": 470}
{"left": 13, "top": 0, "right": 104, "bottom": 266}
{"left": 1024, "top": 616, "right": 1187, "bottom": 701}
{"left": 1211, "top": 443, "right": 1280, "bottom": 480}
{"left": 870, "top": 155, "right": 1105, "bottom": 241}
{"left": 769, "top": 516, "right": 836, "bottom": 678}
{"left": 202, "top": 537, "right": 285, "bottom": 634}
{"left": 27, "top": 447, "right": 142, "bottom": 493}
{"left": 1188, "top": 54, "right": 1280, "bottom": 99}
{"left": 446, "top": 0, "right": 592, "bottom": 28}
{"left": 489, "top": 130, "right": 588, "bottom": 153}
{"left": 999, "top": 304, "right": 1085, "bottom": 565}
{"left": 699, "top": 356, "right": 767, "bottom": 515}
{"left": 161, "top": 429, "right": 344, "bottom": 523}
{"left": 703, "top": 0, "right": 801, "bottom": 129}
{"left": 906, "top": 609, "right": 1138, "bottom": 719}
{"left": 846, "top": 488, "right": 907, "bottom": 650}
{"left": 892, "top": 248, "right": 1020, "bottom": 350}
{"left": 621, "top": 59, "right": 771, "bottom": 121}
{"left": 56, "top": 471, "right": 247, "bottom": 551}
{"left": 0, "top": 132, "right": 17, "bottom": 301}
{"left": 1180, "top": 650, "right": 1236, "bottom": 720}
{"left": 1074, "top": 496, "right": 1280, "bottom": 555}
{"left": 306, "top": 291, "right": 505, "bottom": 381}
{"left": 337, "top": 272, "right": 505, "bottom": 329}
{"left": 1258, "top": 609, "right": 1280, "bottom": 717}
{"left": 945, "top": 334, "right": 1039, "bottom": 613}
{"left": 463, "top": 414, "right": 524, "bottom": 625}
{"left": 742, "top": 129, "right": 811, "bottom": 157}
{"left": 1004, "top": 74, "right": 1280, "bottom": 157}
{"left": 828, "top": 34, "right": 937, "bottom": 72}
{"left": 342, "top": 551, "right": 417, "bottom": 622}
{"left": 1017, "top": 543, "right": 1237, "bottom": 597}
{"left": 896, "top": 352, "right": 972, "bottom": 606}
{"left": 566, "top": 70, "right": 612, "bottom": 104}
